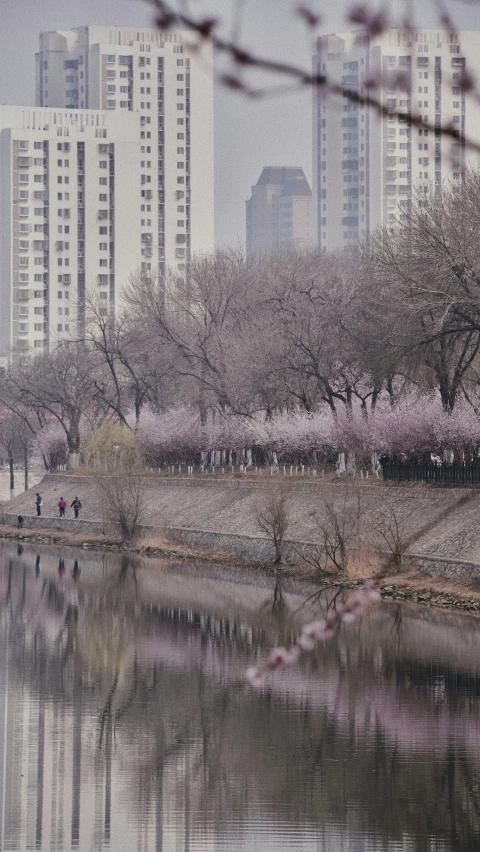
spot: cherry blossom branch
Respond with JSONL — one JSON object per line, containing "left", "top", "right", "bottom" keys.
{"left": 150, "top": 0, "right": 480, "bottom": 153}
{"left": 246, "top": 580, "right": 381, "bottom": 688}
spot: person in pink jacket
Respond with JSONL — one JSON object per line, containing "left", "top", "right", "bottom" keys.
{"left": 58, "top": 497, "right": 67, "bottom": 518}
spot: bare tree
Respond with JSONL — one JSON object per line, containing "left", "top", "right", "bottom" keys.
{"left": 86, "top": 300, "right": 173, "bottom": 429}
{"left": 374, "top": 488, "right": 419, "bottom": 572}
{"left": 0, "top": 414, "right": 21, "bottom": 499}
{"left": 4, "top": 344, "right": 100, "bottom": 468}
{"left": 255, "top": 486, "right": 290, "bottom": 564}
{"left": 300, "top": 484, "right": 363, "bottom": 576}
{"left": 364, "top": 173, "right": 480, "bottom": 411}
{"left": 95, "top": 473, "right": 147, "bottom": 540}
{"left": 126, "top": 252, "right": 267, "bottom": 418}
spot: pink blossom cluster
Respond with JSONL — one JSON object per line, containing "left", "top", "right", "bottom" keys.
{"left": 135, "top": 396, "right": 480, "bottom": 463}
{"left": 335, "top": 396, "right": 480, "bottom": 458}
{"left": 246, "top": 581, "right": 381, "bottom": 688}
{"left": 32, "top": 421, "right": 69, "bottom": 470}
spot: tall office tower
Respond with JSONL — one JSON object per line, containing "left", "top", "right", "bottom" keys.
{"left": 313, "top": 29, "right": 480, "bottom": 250}
{"left": 0, "top": 106, "right": 140, "bottom": 356}
{"left": 246, "top": 166, "right": 313, "bottom": 257}
{"left": 36, "top": 26, "right": 214, "bottom": 279}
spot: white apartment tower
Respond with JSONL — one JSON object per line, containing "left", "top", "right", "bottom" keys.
{"left": 0, "top": 106, "right": 140, "bottom": 356}
{"left": 313, "top": 29, "right": 480, "bottom": 250}
{"left": 36, "top": 26, "right": 214, "bottom": 279}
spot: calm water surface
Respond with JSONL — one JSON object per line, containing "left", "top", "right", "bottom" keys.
{"left": 0, "top": 540, "right": 479, "bottom": 851}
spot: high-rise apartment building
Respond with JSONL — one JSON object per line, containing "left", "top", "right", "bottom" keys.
{"left": 36, "top": 26, "right": 214, "bottom": 279}
{"left": 246, "top": 166, "right": 313, "bottom": 256}
{"left": 0, "top": 106, "right": 140, "bottom": 356}
{"left": 313, "top": 29, "right": 480, "bottom": 250}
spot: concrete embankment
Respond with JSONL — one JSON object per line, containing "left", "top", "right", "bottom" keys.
{"left": 3, "top": 472, "right": 480, "bottom": 577}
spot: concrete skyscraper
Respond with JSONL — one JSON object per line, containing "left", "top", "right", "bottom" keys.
{"left": 313, "top": 28, "right": 480, "bottom": 250}
{"left": 0, "top": 26, "right": 214, "bottom": 358}
{"left": 0, "top": 105, "right": 139, "bottom": 355}
{"left": 36, "top": 26, "right": 214, "bottom": 279}
{"left": 246, "top": 166, "right": 313, "bottom": 257}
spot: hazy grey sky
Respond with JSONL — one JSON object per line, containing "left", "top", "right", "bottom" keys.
{"left": 0, "top": 0, "right": 479, "bottom": 248}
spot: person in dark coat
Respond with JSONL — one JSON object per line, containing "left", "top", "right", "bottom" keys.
{"left": 35, "top": 493, "right": 42, "bottom": 516}
{"left": 71, "top": 496, "right": 82, "bottom": 519}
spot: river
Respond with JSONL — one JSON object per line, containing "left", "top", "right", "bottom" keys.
{"left": 0, "top": 539, "right": 479, "bottom": 851}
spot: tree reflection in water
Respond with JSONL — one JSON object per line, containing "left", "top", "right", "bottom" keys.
{"left": 1, "top": 541, "right": 480, "bottom": 851}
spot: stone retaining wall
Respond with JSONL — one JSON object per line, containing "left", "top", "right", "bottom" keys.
{"left": 403, "top": 553, "right": 480, "bottom": 580}
{"left": 0, "top": 513, "right": 106, "bottom": 535}
{"left": 0, "top": 511, "right": 321, "bottom": 563}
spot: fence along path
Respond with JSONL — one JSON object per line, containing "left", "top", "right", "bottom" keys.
{"left": 382, "top": 460, "right": 480, "bottom": 485}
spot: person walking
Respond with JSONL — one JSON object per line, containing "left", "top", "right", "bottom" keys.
{"left": 35, "top": 493, "right": 42, "bottom": 516}
{"left": 17, "top": 515, "right": 24, "bottom": 529}
{"left": 58, "top": 497, "right": 67, "bottom": 517}
{"left": 70, "top": 496, "right": 82, "bottom": 519}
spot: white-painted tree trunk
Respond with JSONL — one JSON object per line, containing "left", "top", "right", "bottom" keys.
{"left": 346, "top": 452, "right": 356, "bottom": 476}
{"left": 68, "top": 452, "right": 80, "bottom": 470}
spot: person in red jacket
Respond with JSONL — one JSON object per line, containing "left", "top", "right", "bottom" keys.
{"left": 58, "top": 497, "right": 67, "bottom": 517}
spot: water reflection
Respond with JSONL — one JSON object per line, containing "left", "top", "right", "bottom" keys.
{"left": 1, "top": 541, "right": 480, "bottom": 851}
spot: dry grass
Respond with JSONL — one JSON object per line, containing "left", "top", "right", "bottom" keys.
{"left": 345, "top": 548, "right": 383, "bottom": 580}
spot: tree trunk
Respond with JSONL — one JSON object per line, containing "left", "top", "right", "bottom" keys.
{"left": 9, "top": 452, "right": 14, "bottom": 499}
{"left": 24, "top": 445, "right": 29, "bottom": 491}
{"left": 346, "top": 452, "right": 357, "bottom": 476}
{"left": 68, "top": 452, "right": 81, "bottom": 470}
